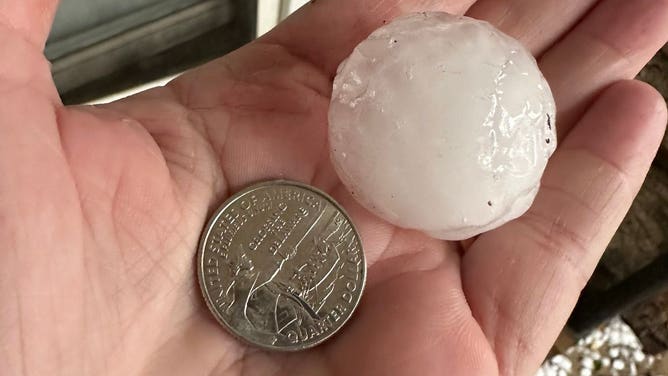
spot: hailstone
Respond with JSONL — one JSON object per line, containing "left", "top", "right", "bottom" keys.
{"left": 328, "top": 12, "right": 557, "bottom": 240}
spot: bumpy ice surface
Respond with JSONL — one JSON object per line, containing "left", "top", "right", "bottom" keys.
{"left": 328, "top": 12, "right": 557, "bottom": 240}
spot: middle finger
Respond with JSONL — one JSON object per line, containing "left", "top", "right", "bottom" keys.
{"left": 466, "top": 0, "right": 599, "bottom": 55}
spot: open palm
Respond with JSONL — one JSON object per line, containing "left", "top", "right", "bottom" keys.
{"left": 2, "top": 0, "right": 667, "bottom": 375}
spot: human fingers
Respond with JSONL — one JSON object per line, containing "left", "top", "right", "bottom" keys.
{"left": 466, "top": 0, "right": 597, "bottom": 55}
{"left": 540, "top": 0, "right": 668, "bottom": 137}
{"left": 262, "top": 0, "right": 476, "bottom": 75}
{"left": 462, "top": 80, "right": 667, "bottom": 375}
{"left": 0, "top": 0, "right": 59, "bottom": 48}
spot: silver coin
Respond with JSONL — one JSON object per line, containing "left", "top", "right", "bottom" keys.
{"left": 197, "top": 180, "right": 366, "bottom": 351}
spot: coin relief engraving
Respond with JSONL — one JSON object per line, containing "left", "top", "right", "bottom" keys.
{"left": 198, "top": 181, "right": 366, "bottom": 351}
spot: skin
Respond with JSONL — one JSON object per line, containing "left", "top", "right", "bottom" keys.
{"left": 0, "top": 0, "right": 667, "bottom": 375}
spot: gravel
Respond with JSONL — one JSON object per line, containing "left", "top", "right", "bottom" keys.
{"left": 538, "top": 318, "right": 666, "bottom": 376}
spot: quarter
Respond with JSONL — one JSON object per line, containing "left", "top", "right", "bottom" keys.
{"left": 197, "top": 180, "right": 366, "bottom": 351}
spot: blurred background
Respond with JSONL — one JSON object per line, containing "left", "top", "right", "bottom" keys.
{"left": 45, "top": 1, "right": 668, "bottom": 374}
{"left": 45, "top": 0, "right": 312, "bottom": 104}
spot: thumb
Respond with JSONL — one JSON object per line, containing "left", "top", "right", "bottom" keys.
{"left": 0, "top": 0, "right": 59, "bottom": 48}
{"left": 0, "top": 0, "right": 60, "bottom": 104}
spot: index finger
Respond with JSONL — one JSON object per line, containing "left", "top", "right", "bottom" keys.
{"left": 262, "top": 0, "right": 475, "bottom": 75}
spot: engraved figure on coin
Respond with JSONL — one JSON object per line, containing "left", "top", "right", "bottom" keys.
{"left": 223, "top": 239, "right": 297, "bottom": 343}
{"left": 214, "top": 205, "right": 309, "bottom": 340}
{"left": 229, "top": 207, "right": 353, "bottom": 344}
{"left": 219, "top": 250, "right": 255, "bottom": 314}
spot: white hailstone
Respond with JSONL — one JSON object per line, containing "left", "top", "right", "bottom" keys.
{"left": 329, "top": 12, "right": 556, "bottom": 240}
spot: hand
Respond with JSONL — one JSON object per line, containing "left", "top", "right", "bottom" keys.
{"left": 1, "top": 0, "right": 666, "bottom": 375}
